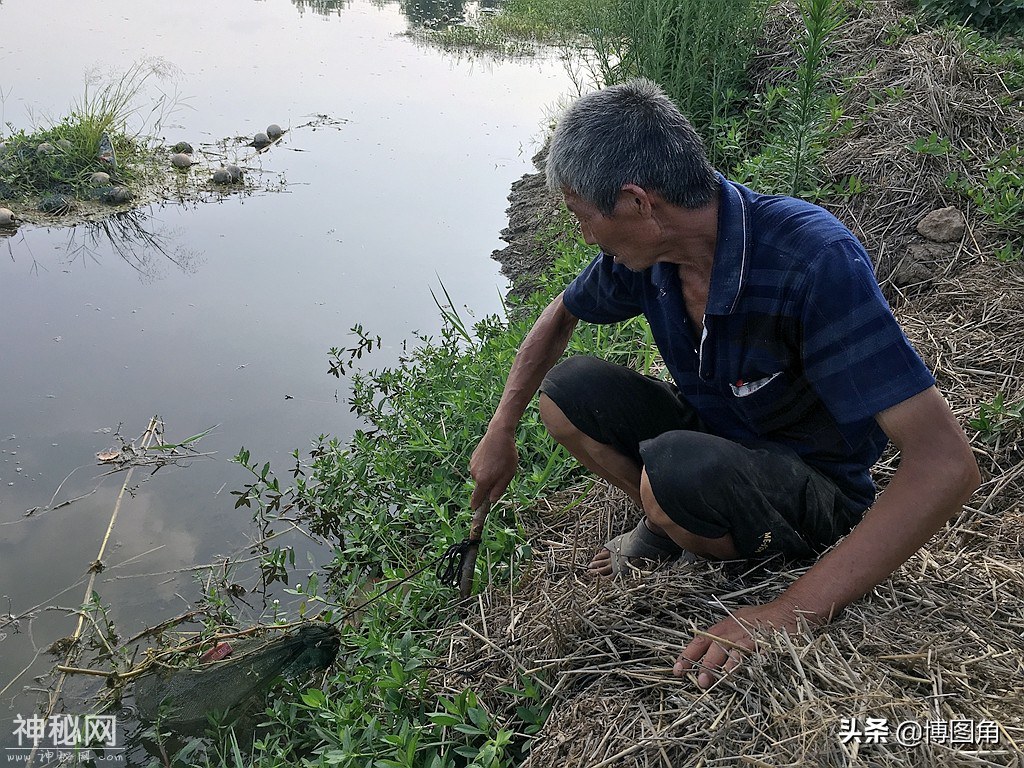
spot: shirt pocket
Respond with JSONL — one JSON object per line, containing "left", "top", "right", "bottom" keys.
{"left": 724, "top": 369, "right": 818, "bottom": 436}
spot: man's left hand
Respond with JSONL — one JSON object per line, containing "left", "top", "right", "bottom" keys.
{"left": 674, "top": 596, "right": 807, "bottom": 688}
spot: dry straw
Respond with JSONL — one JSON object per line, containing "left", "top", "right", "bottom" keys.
{"left": 437, "top": 1, "right": 1024, "bottom": 764}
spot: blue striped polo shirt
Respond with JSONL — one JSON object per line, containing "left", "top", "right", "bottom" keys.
{"left": 562, "top": 176, "right": 935, "bottom": 508}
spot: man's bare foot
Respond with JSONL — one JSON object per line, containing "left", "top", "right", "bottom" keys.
{"left": 589, "top": 547, "right": 615, "bottom": 576}
{"left": 587, "top": 518, "right": 684, "bottom": 577}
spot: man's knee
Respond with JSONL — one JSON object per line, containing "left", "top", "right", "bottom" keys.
{"left": 538, "top": 392, "right": 577, "bottom": 444}
{"left": 539, "top": 357, "right": 606, "bottom": 443}
{"left": 640, "top": 466, "right": 739, "bottom": 559}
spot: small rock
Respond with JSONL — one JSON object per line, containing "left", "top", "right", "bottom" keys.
{"left": 56, "top": 139, "right": 73, "bottom": 152}
{"left": 266, "top": 124, "right": 284, "bottom": 140}
{"left": 917, "top": 206, "right": 966, "bottom": 243}
{"left": 170, "top": 152, "right": 193, "bottom": 169}
{"left": 36, "top": 142, "right": 55, "bottom": 156}
{"left": 0, "top": 208, "right": 17, "bottom": 228}
{"left": 252, "top": 132, "right": 270, "bottom": 149}
{"left": 892, "top": 255, "right": 934, "bottom": 290}
{"left": 90, "top": 172, "right": 111, "bottom": 187}
{"left": 225, "top": 164, "right": 243, "bottom": 182}
{"left": 101, "top": 186, "right": 133, "bottom": 205}
{"left": 171, "top": 141, "right": 194, "bottom": 154}
{"left": 212, "top": 168, "right": 231, "bottom": 184}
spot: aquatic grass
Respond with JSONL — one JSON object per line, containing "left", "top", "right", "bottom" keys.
{"left": 0, "top": 58, "right": 179, "bottom": 201}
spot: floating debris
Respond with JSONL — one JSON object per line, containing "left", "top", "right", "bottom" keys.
{"left": 0, "top": 208, "right": 17, "bottom": 228}
{"left": 266, "top": 123, "right": 284, "bottom": 140}
{"left": 252, "top": 131, "right": 271, "bottom": 149}
{"left": 170, "top": 152, "right": 192, "bottom": 169}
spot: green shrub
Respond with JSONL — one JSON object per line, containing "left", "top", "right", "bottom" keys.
{"left": 915, "top": 0, "right": 1024, "bottom": 34}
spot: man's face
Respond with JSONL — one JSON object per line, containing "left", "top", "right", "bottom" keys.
{"left": 562, "top": 189, "right": 658, "bottom": 272}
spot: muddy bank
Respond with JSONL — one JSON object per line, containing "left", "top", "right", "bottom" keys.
{"left": 489, "top": 146, "right": 566, "bottom": 297}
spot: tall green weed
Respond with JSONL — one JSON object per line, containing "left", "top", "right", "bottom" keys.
{"left": 584, "top": 0, "right": 764, "bottom": 168}
{"left": 733, "top": 0, "right": 846, "bottom": 195}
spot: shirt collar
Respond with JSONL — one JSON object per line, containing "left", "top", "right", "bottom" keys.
{"left": 705, "top": 175, "right": 750, "bottom": 315}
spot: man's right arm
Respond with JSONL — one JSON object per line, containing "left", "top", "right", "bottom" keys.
{"left": 469, "top": 292, "right": 580, "bottom": 508}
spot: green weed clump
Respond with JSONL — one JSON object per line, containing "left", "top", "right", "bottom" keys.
{"left": 0, "top": 59, "right": 175, "bottom": 203}
{"left": 218, "top": 234, "right": 654, "bottom": 767}
{"left": 732, "top": 0, "right": 846, "bottom": 196}
{"left": 915, "top": 0, "right": 1024, "bottom": 35}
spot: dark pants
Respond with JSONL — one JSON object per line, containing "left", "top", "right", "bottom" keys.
{"left": 540, "top": 356, "right": 865, "bottom": 559}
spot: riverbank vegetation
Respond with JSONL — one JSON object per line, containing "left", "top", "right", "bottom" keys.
{"left": 145, "top": 0, "right": 1024, "bottom": 764}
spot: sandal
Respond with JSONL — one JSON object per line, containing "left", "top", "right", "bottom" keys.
{"left": 602, "top": 519, "right": 695, "bottom": 575}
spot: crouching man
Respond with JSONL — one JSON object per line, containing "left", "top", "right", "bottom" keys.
{"left": 469, "top": 79, "right": 979, "bottom": 688}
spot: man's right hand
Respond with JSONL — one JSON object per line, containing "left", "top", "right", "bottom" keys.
{"left": 470, "top": 428, "right": 519, "bottom": 509}
{"left": 467, "top": 293, "right": 579, "bottom": 511}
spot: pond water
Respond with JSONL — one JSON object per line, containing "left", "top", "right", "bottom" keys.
{"left": 0, "top": 0, "right": 570, "bottom": 742}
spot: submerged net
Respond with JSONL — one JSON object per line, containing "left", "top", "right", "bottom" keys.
{"left": 133, "top": 622, "right": 340, "bottom": 733}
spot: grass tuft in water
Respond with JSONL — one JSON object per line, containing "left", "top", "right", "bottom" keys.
{"left": 0, "top": 58, "right": 180, "bottom": 203}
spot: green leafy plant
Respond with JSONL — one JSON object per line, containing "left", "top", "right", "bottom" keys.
{"left": 969, "top": 393, "right": 1024, "bottom": 443}
{"left": 915, "top": 0, "right": 1024, "bottom": 35}
{"left": 994, "top": 241, "right": 1023, "bottom": 263}
{"left": 201, "top": 231, "right": 656, "bottom": 767}
{"left": 909, "top": 131, "right": 953, "bottom": 156}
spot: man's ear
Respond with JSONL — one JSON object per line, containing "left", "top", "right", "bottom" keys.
{"left": 618, "top": 184, "right": 654, "bottom": 217}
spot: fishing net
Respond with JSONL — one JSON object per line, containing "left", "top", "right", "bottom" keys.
{"left": 133, "top": 622, "right": 340, "bottom": 733}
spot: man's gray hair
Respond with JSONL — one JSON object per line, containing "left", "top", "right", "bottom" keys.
{"left": 546, "top": 79, "right": 717, "bottom": 214}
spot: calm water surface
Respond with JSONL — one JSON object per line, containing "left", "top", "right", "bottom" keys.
{"left": 0, "top": 0, "right": 570, "bottom": 734}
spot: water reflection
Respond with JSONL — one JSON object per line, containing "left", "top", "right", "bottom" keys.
{"left": 290, "top": 0, "right": 351, "bottom": 15}
{"left": 289, "top": 0, "right": 503, "bottom": 24}
{"left": 3, "top": 209, "right": 204, "bottom": 282}
{"left": 71, "top": 210, "right": 203, "bottom": 281}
